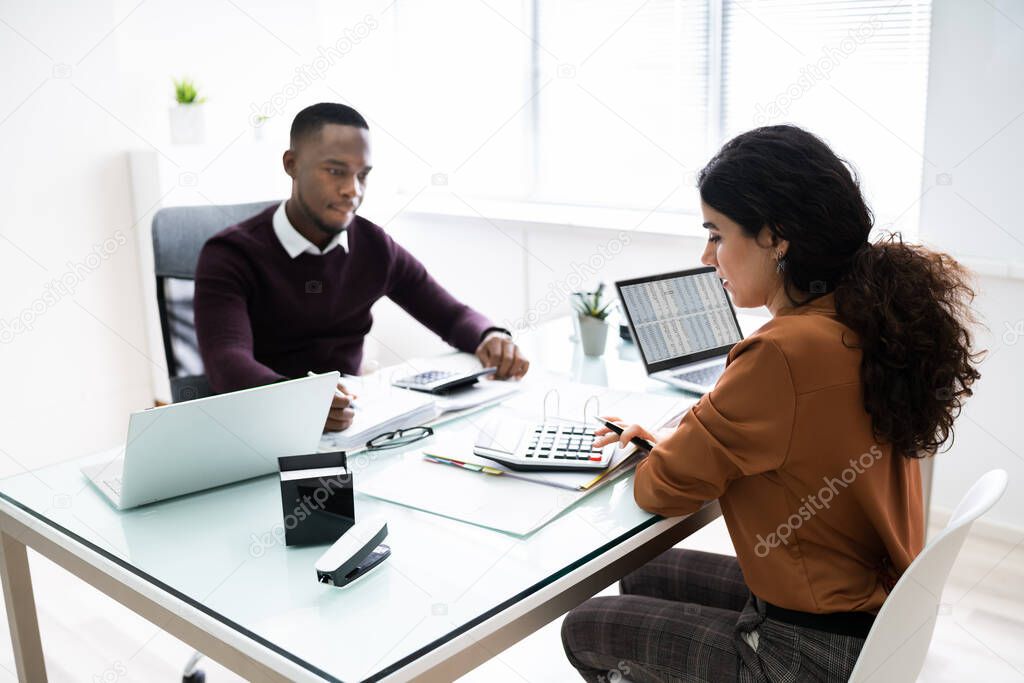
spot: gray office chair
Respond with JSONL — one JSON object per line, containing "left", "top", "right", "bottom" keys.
{"left": 152, "top": 200, "right": 278, "bottom": 403}
{"left": 152, "top": 200, "right": 279, "bottom": 682}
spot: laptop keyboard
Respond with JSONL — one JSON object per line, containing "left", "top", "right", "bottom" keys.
{"left": 673, "top": 364, "right": 725, "bottom": 386}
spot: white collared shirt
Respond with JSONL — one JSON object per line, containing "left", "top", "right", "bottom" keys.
{"left": 272, "top": 200, "right": 350, "bottom": 258}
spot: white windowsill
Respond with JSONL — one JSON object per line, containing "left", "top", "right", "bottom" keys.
{"left": 949, "top": 255, "right": 1024, "bottom": 281}
{"left": 389, "top": 191, "right": 709, "bottom": 239}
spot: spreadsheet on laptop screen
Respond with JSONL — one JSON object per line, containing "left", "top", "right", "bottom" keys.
{"left": 620, "top": 271, "right": 742, "bottom": 363}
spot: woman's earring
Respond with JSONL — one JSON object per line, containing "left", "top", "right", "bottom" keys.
{"left": 776, "top": 251, "right": 786, "bottom": 273}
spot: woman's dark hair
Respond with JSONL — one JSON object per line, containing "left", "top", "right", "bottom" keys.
{"left": 697, "top": 125, "right": 983, "bottom": 459}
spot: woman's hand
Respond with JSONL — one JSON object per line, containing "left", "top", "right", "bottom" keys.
{"left": 593, "top": 415, "right": 659, "bottom": 449}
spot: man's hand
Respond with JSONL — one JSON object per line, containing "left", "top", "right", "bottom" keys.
{"left": 475, "top": 332, "right": 530, "bottom": 380}
{"left": 324, "top": 381, "right": 357, "bottom": 432}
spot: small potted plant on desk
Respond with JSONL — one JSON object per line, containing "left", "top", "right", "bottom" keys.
{"left": 169, "top": 77, "right": 207, "bottom": 145}
{"left": 573, "top": 284, "right": 614, "bottom": 357}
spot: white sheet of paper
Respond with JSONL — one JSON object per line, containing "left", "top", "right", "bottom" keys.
{"left": 356, "top": 383, "right": 689, "bottom": 535}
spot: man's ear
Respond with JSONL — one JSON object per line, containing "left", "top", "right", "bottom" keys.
{"left": 282, "top": 149, "right": 297, "bottom": 179}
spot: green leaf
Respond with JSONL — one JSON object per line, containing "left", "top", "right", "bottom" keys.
{"left": 172, "top": 77, "right": 203, "bottom": 104}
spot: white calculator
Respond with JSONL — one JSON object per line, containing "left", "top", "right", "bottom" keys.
{"left": 473, "top": 417, "right": 615, "bottom": 472}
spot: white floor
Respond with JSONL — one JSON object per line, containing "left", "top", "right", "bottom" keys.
{"left": 0, "top": 516, "right": 1021, "bottom": 682}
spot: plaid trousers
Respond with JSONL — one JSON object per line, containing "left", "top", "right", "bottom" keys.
{"left": 561, "top": 550, "right": 865, "bottom": 682}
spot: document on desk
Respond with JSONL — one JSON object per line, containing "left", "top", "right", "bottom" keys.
{"left": 357, "top": 382, "right": 689, "bottom": 536}
{"left": 318, "top": 371, "right": 523, "bottom": 450}
{"left": 358, "top": 427, "right": 576, "bottom": 536}
{"left": 433, "top": 378, "right": 522, "bottom": 413}
{"left": 320, "top": 375, "right": 437, "bottom": 450}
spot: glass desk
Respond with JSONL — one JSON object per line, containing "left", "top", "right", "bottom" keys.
{"left": 0, "top": 316, "right": 762, "bottom": 682}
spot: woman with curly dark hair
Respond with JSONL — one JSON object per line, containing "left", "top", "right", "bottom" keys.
{"left": 561, "top": 125, "right": 983, "bottom": 682}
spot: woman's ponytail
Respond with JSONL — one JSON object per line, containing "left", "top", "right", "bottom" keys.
{"left": 834, "top": 234, "right": 983, "bottom": 458}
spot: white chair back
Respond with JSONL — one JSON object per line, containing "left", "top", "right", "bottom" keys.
{"left": 848, "top": 469, "right": 1009, "bottom": 682}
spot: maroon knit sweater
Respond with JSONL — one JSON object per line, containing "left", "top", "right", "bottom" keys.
{"left": 194, "top": 205, "right": 493, "bottom": 393}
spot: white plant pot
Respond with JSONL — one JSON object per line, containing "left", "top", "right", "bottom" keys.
{"left": 578, "top": 316, "right": 609, "bottom": 357}
{"left": 169, "top": 104, "right": 206, "bottom": 145}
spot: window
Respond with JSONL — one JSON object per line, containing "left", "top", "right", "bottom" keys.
{"left": 721, "top": 0, "right": 933, "bottom": 235}
{"left": 534, "top": 1, "right": 710, "bottom": 212}
{"left": 392, "top": 0, "right": 932, "bottom": 234}
{"left": 390, "top": 0, "right": 534, "bottom": 199}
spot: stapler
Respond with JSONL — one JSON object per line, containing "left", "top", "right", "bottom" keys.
{"left": 315, "top": 517, "right": 390, "bottom": 587}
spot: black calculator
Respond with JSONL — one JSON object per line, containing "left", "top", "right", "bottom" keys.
{"left": 392, "top": 367, "right": 497, "bottom": 394}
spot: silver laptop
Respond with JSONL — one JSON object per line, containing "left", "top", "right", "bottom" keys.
{"left": 82, "top": 372, "right": 340, "bottom": 510}
{"left": 616, "top": 267, "right": 743, "bottom": 394}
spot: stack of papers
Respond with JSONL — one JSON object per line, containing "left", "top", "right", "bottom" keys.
{"left": 320, "top": 377, "right": 437, "bottom": 450}
{"left": 434, "top": 378, "right": 521, "bottom": 413}
{"left": 317, "top": 357, "right": 526, "bottom": 451}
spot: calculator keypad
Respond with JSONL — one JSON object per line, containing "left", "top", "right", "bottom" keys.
{"left": 523, "top": 423, "right": 606, "bottom": 462}
{"left": 404, "top": 370, "right": 455, "bottom": 385}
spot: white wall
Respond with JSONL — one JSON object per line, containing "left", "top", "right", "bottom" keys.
{"left": 0, "top": 1, "right": 153, "bottom": 470}
{"left": 917, "top": 0, "right": 1024, "bottom": 530}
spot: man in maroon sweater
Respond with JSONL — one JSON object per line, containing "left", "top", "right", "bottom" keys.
{"left": 194, "top": 103, "right": 529, "bottom": 432}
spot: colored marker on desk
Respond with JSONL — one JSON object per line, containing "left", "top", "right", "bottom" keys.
{"left": 423, "top": 453, "right": 505, "bottom": 476}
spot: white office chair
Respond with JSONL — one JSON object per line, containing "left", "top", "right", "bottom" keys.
{"left": 848, "top": 468, "right": 1009, "bottom": 682}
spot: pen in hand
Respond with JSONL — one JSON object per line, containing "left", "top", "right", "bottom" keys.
{"left": 593, "top": 417, "right": 655, "bottom": 453}
{"left": 307, "top": 371, "right": 359, "bottom": 410}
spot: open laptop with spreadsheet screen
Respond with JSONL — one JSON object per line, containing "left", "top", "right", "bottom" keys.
{"left": 616, "top": 267, "right": 743, "bottom": 394}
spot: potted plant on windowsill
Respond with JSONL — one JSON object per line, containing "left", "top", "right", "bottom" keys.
{"left": 573, "top": 284, "right": 614, "bottom": 357}
{"left": 169, "top": 77, "right": 207, "bottom": 145}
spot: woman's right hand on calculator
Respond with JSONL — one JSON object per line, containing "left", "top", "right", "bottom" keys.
{"left": 592, "top": 416, "right": 660, "bottom": 449}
